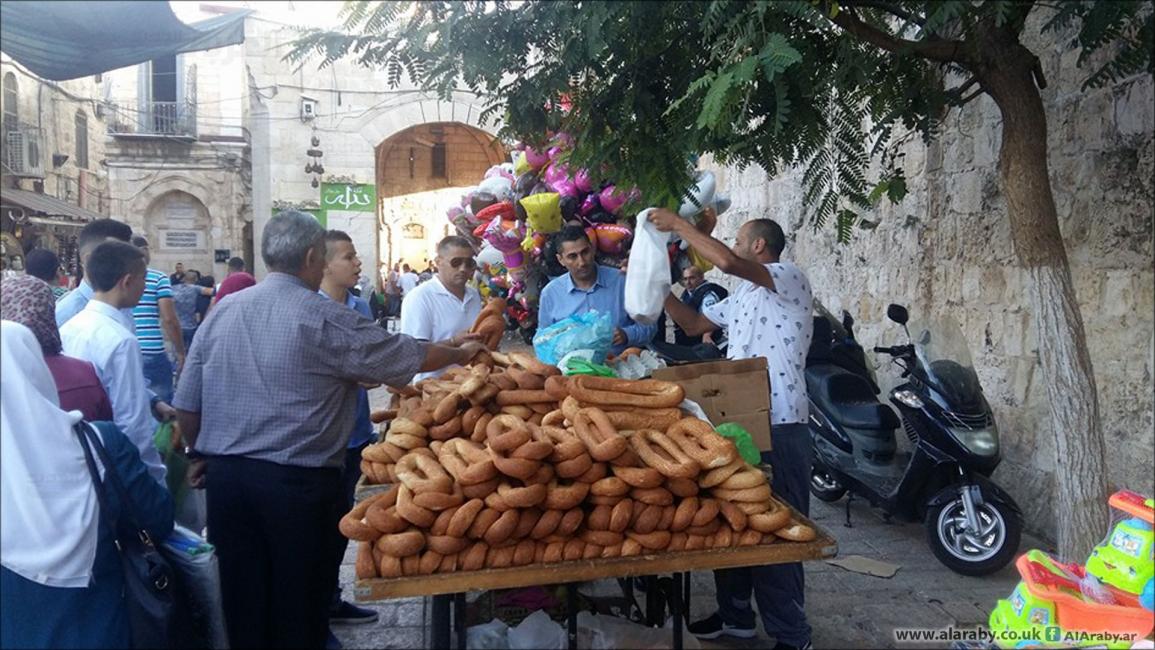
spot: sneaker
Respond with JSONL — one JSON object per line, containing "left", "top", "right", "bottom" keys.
{"left": 687, "top": 612, "right": 757, "bottom": 640}
{"left": 329, "top": 600, "right": 379, "bottom": 625}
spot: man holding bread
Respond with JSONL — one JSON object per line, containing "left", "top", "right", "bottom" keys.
{"left": 399, "top": 235, "right": 484, "bottom": 382}
{"left": 649, "top": 207, "right": 815, "bottom": 650}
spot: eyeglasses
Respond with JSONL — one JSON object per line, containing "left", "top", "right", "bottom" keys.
{"left": 447, "top": 257, "right": 477, "bottom": 270}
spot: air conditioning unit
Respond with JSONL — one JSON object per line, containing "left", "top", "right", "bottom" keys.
{"left": 5, "top": 129, "right": 45, "bottom": 178}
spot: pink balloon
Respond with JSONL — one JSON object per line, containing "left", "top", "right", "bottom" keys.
{"left": 553, "top": 179, "right": 580, "bottom": 198}
{"left": 524, "top": 147, "right": 549, "bottom": 170}
{"left": 552, "top": 131, "right": 574, "bottom": 149}
{"left": 593, "top": 223, "right": 633, "bottom": 256}
{"left": 579, "top": 193, "right": 601, "bottom": 216}
{"left": 547, "top": 146, "right": 563, "bottom": 161}
{"left": 460, "top": 192, "right": 473, "bottom": 208}
{"left": 574, "top": 169, "right": 594, "bottom": 193}
{"left": 599, "top": 185, "right": 628, "bottom": 215}
{"left": 543, "top": 163, "right": 568, "bottom": 188}
{"left": 446, "top": 206, "right": 465, "bottom": 223}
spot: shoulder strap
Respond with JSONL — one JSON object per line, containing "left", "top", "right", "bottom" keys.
{"left": 74, "top": 422, "right": 153, "bottom": 544}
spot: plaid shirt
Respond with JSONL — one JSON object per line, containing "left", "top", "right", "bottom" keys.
{"left": 174, "top": 273, "right": 426, "bottom": 468}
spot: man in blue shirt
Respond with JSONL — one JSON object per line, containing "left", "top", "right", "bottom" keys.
{"left": 56, "top": 218, "right": 135, "bottom": 328}
{"left": 317, "top": 230, "right": 379, "bottom": 637}
{"left": 538, "top": 226, "right": 655, "bottom": 354}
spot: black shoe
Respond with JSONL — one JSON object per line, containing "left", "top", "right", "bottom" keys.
{"left": 329, "top": 600, "right": 379, "bottom": 625}
{"left": 687, "top": 612, "right": 757, "bottom": 640}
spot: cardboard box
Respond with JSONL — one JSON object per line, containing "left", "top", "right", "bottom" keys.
{"left": 652, "top": 357, "right": 773, "bottom": 451}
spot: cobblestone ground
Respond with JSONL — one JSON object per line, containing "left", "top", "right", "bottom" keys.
{"left": 335, "top": 333, "right": 1045, "bottom": 649}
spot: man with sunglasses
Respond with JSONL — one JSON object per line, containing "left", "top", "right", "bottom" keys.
{"left": 400, "top": 236, "right": 483, "bottom": 381}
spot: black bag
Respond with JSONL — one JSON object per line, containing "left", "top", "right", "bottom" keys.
{"left": 75, "top": 422, "right": 175, "bottom": 649}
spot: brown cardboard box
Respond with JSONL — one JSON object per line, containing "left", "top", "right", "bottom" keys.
{"left": 652, "top": 357, "right": 773, "bottom": 451}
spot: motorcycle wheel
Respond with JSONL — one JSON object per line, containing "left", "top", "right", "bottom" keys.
{"left": 809, "top": 466, "right": 847, "bottom": 502}
{"left": 925, "top": 492, "right": 1021, "bottom": 576}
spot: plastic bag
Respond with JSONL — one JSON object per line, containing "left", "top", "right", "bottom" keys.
{"left": 161, "top": 525, "right": 229, "bottom": 649}
{"left": 715, "top": 422, "right": 762, "bottom": 465}
{"left": 624, "top": 208, "right": 672, "bottom": 325}
{"left": 153, "top": 421, "right": 190, "bottom": 513}
{"left": 576, "top": 611, "right": 701, "bottom": 650}
{"left": 507, "top": 610, "right": 565, "bottom": 650}
{"left": 533, "top": 310, "right": 615, "bottom": 366}
{"left": 562, "top": 356, "right": 616, "bottom": 377}
{"left": 467, "top": 619, "right": 510, "bottom": 649}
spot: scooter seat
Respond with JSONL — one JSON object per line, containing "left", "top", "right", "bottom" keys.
{"left": 805, "top": 365, "right": 901, "bottom": 431}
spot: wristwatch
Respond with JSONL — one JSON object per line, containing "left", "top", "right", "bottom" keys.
{"left": 184, "top": 446, "right": 203, "bottom": 460}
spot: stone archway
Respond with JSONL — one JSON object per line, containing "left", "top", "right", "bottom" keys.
{"left": 142, "top": 190, "right": 213, "bottom": 275}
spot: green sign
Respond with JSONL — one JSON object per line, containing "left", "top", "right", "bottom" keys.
{"left": 321, "top": 183, "right": 376, "bottom": 212}
{"left": 271, "top": 207, "right": 326, "bottom": 227}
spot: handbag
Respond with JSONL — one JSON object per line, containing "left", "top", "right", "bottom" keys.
{"left": 75, "top": 421, "right": 175, "bottom": 649}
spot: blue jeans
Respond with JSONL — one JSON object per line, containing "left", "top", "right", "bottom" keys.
{"left": 141, "top": 351, "right": 174, "bottom": 404}
{"left": 714, "top": 422, "right": 813, "bottom": 646}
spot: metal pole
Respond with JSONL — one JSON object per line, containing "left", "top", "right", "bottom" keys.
{"left": 431, "top": 594, "right": 451, "bottom": 649}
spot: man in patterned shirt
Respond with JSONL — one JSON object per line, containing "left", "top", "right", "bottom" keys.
{"left": 651, "top": 208, "right": 815, "bottom": 650}
{"left": 131, "top": 236, "right": 185, "bottom": 402}
{"left": 174, "top": 211, "right": 485, "bottom": 650}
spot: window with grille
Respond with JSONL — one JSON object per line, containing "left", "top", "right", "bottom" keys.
{"left": 74, "top": 111, "right": 88, "bottom": 169}
{"left": 431, "top": 142, "right": 447, "bottom": 178}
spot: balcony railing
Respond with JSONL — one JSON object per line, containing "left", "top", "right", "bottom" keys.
{"left": 106, "top": 101, "right": 197, "bottom": 139}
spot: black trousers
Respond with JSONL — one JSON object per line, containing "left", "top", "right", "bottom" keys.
{"left": 331, "top": 441, "right": 369, "bottom": 606}
{"left": 205, "top": 456, "right": 342, "bottom": 650}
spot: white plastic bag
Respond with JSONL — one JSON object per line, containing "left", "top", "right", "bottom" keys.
{"left": 576, "top": 611, "right": 701, "bottom": 650}
{"left": 624, "top": 208, "right": 671, "bottom": 325}
{"left": 467, "top": 619, "right": 510, "bottom": 650}
{"left": 507, "top": 610, "right": 566, "bottom": 650}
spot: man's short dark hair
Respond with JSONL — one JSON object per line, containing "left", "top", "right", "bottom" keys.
{"left": 437, "top": 236, "right": 474, "bottom": 256}
{"left": 323, "top": 230, "right": 353, "bottom": 260}
{"left": 78, "top": 218, "right": 133, "bottom": 250}
{"left": 131, "top": 235, "right": 148, "bottom": 248}
{"left": 402, "top": 263, "right": 411, "bottom": 272}
{"left": 746, "top": 219, "right": 786, "bottom": 257}
{"left": 87, "top": 241, "right": 146, "bottom": 292}
{"left": 25, "top": 248, "right": 60, "bottom": 283}
{"left": 227, "top": 256, "right": 245, "bottom": 271}
{"left": 556, "top": 225, "right": 591, "bottom": 248}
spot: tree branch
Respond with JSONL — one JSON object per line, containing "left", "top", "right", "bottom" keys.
{"left": 949, "top": 75, "right": 980, "bottom": 97}
{"left": 826, "top": 4, "right": 966, "bottom": 64}
{"left": 840, "top": 0, "right": 926, "bottom": 26}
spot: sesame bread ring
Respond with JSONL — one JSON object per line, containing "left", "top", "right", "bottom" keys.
{"left": 395, "top": 485, "right": 437, "bottom": 528}
{"left": 692, "top": 498, "right": 721, "bottom": 527}
{"left": 484, "top": 491, "right": 514, "bottom": 512}
{"left": 582, "top": 530, "right": 624, "bottom": 547}
{"left": 575, "top": 461, "right": 608, "bottom": 484}
{"left": 467, "top": 508, "right": 501, "bottom": 540}
{"left": 668, "top": 477, "right": 700, "bottom": 498}
{"left": 560, "top": 396, "right": 583, "bottom": 424}
{"left": 685, "top": 534, "right": 708, "bottom": 551}
{"left": 602, "top": 409, "right": 684, "bottom": 433}
{"left": 570, "top": 376, "right": 685, "bottom": 409}
{"left": 468, "top": 384, "right": 501, "bottom": 407}
{"left": 735, "top": 500, "right": 770, "bottom": 515}
{"left": 629, "top": 429, "right": 700, "bottom": 479}
{"left": 543, "top": 375, "right": 570, "bottom": 400}
{"left": 590, "top": 477, "right": 631, "bottom": 497}
{"left": 396, "top": 453, "right": 453, "bottom": 495}
{"left": 355, "top": 542, "right": 377, "bottom": 579}
{"left": 497, "top": 481, "right": 548, "bottom": 509}
{"left": 460, "top": 542, "right": 488, "bottom": 571}
{"left": 408, "top": 407, "right": 436, "bottom": 429}
{"left": 490, "top": 371, "right": 518, "bottom": 391}
{"left": 582, "top": 544, "right": 604, "bottom": 560}
{"left": 528, "top": 402, "right": 553, "bottom": 415}
{"left": 773, "top": 519, "right": 817, "bottom": 542}
{"left": 418, "top": 550, "right": 444, "bottom": 576}
{"left": 366, "top": 503, "right": 408, "bottom": 535}
{"left": 530, "top": 510, "right": 564, "bottom": 539}
{"left": 429, "top": 415, "right": 464, "bottom": 441}
{"left": 433, "top": 393, "right": 464, "bottom": 424}
{"left": 386, "top": 432, "right": 427, "bottom": 451}
{"left": 489, "top": 448, "right": 541, "bottom": 481}
{"left": 543, "top": 480, "right": 589, "bottom": 511}
{"left": 458, "top": 366, "right": 491, "bottom": 397}
{"left": 438, "top": 439, "right": 498, "bottom": 486}
{"left": 461, "top": 476, "right": 501, "bottom": 499}
{"left": 340, "top": 490, "right": 393, "bottom": 541}
{"left": 483, "top": 509, "right": 520, "bottom": 546}
{"left": 749, "top": 499, "right": 793, "bottom": 534}
{"left": 447, "top": 498, "right": 485, "bottom": 538}
{"left": 699, "top": 459, "right": 746, "bottom": 488}
{"left": 506, "top": 366, "right": 547, "bottom": 390}
{"left": 472, "top": 413, "right": 494, "bottom": 443}
{"left": 499, "top": 405, "right": 534, "bottom": 419}
{"left": 509, "top": 351, "right": 558, "bottom": 377}
{"left": 738, "top": 529, "right": 764, "bottom": 546}
{"left": 609, "top": 499, "right": 634, "bottom": 533}
{"left": 712, "top": 484, "right": 772, "bottom": 503}
{"left": 588, "top": 494, "right": 625, "bottom": 506}
{"left": 514, "top": 509, "right": 542, "bottom": 539}
{"left": 573, "top": 408, "right": 629, "bottom": 462}
{"left": 486, "top": 415, "right": 532, "bottom": 452}
{"left": 587, "top": 505, "right": 612, "bottom": 531}
{"left": 542, "top": 541, "right": 565, "bottom": 563}
{"left": 539, "top": 426, "right": 584, "bottom": 461}
{"left": 495, "top": 389, "right": 553, "bottom": 406}
{"left": 390, "top": 417, "right": 429, "bottom": 438}
{"left": 376, "top": 529, "right": 425, "bottom": 557}
{"left": 667, "top": 417, "right": 738, "bottom": 469}
{"left": 720, "top": 467, "right": 767, "bottom": 490}
{"left": 632, "top": 504, "right": 663, "bottom": 535}
{"left": 610, "top": 466, "right": 664, "bottom": 489}
{"left": 510, "top": 439, "right": 553, "bottom": 461}
{"left": 541, "top": 410, "right": 567, "bottom": 427}
{"left": 627, "top": 530, "right": 672, "bottom": 551}
{"left": 668, "top": 532, "right": 688, "bottom": 552}
{"left": 630, "top": 487, "right": 674, "bottom": 506}
{"left": 378, "top": 554, "right": 403, "bottom": 578}
{"left": 361, "top": 442, "right": 395, "bottom": 463}
{"left": 557, "top": 509, "right": 585, "bottom": 537}
{"left": 461, "top": 405, "right": 487, "bottom": 437}
{"left": 672, "top": 498, "right": 699, "bottom": 533}
{"left": 718, "top": 499, "right": 749, "bottom": 532}
{"left": 425, "top": 534, "right": 470, "bottom": 555}
{"left": 412, "top": 484, "right": 465, "bottom": 511}
{"left": 714, "top": 526, "right": 734, "bottom": 549}
{"left": 438, "top": 553, "right": 459, "bottom": 573}
{"left": 555, "top": 453, "right": 594, "bottom": 480}
{"left": 601, "top": 543, "right": 623, "bottom": 558}
{"left": 621, "top": 538, "right": 644, "bottom": 557}
{"left": 524, "top": 463, "right": 555, "bottom": 485}
{"left": 513, "top": 539, "right": 537, "bottom": 566}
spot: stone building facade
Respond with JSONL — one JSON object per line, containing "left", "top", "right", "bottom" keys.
{"left": 702, "top": 23, "right": 1153, "bottom": 538}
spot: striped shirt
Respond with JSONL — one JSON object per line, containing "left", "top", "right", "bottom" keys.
{"left": 132, "top": 269, "right": 172, "bottom": 355}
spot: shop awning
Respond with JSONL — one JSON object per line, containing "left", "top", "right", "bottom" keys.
{"left": 1, "top": 187, "right": 105, "bottom": 223}
{"left": 0, "top": 1, "right": 250, "bottom": 81}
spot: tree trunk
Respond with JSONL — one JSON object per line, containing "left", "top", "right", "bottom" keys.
{"left": 979, "top": 43, "right": 1108, "bottom": 559}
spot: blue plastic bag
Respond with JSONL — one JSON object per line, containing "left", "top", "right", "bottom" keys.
{"left": 533, "top": 311, "right": 615, "bottom": 366}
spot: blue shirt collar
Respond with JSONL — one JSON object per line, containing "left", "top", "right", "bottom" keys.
{"left": 317, "top": 286, "right": 357, "bottom": 309}
{"left": 77, "top": 280, "right": 94, "bottom": 298}
{"left": 562, "top": 265, "right": 612, "bottom": 294}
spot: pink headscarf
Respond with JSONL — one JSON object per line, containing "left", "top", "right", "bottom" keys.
{"left": 1, "top": 275, "right": 62, "bottom": 355}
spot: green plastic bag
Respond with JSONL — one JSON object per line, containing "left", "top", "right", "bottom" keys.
{"left": 715, "top": 422, "right": 762, "bottom": 465}
{"left": 154, "top": 421, "right": 190, "bottom": 511}
{"left": 562, "top": 357, "right": 617, "bottom": 377}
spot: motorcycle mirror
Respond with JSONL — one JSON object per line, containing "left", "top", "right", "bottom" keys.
{"left": 886, "top": 304, "right": 909, "bottom": 326}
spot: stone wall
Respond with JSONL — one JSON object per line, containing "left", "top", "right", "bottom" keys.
{"left": 701, "top": 25, "right": 1154, "bottom": 540}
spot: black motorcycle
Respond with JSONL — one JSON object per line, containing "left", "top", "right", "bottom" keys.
{"left": 805, "top": 303, "right": 1021, "bottom": 575}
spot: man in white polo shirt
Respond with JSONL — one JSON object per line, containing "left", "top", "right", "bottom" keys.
{"left": 400, "top": 236, "right": 483, "bottom": 381}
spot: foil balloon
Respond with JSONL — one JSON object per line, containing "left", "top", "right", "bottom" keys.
{"left": 512, "top": 150, "right": 531, "bottom": 176}
{"left": 559, "top": 195, "right": 580, "bottom": 222}
{"left": 574, "top": 168, "right": 594, "bottom": 193}
{"left": 551, "top": 131, "right": 575, "bottom": 149}
{"left": 471, "top": 191, "right": 498, "bottom": 217}
{"left": 514, "top": 171, "right": 538, "bottom": 196}
{"left": 552, "top": 179, "right": 580, "bottom": 198}
{"left": 542, "top": 162, "right": 568, "bottom": 188}
{"left": 529, "top": 182, "right": 551, "bottom": 196}
{"left": 599, "top": 185, "right": 629, "bottom": 215}
{"left": 484, "top": 164, "right": 515, "bottom": 182}
{"left": 519, "top": 192, "right": 563, "bottom": 234}
{"left": 592, "top": 223, "right": 633, "bottom": 256}
{"left": 524, "top": 146, "right": 549, "bottom": 170}
{"left": 547, "top": 146, "right": 564, "bottom": 161}
{"left": 478, "top": 175, "right": 514, "bottom": 202}
{"left": 446, "top": 205, "right": 465, "bottom": 225}
{"left": 678, "top": 170, "right": 717, "bottom": 219}
{"left": 476, "top": 243, "right": 504, "bottom": 268}
{"left": 579, "top": 193, "right": 601, "bottom": 217}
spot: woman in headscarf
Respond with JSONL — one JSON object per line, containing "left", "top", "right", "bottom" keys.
{"left": 1, "top": 275, "right": 113, "bottom": 421}
{"left": 1, "top": 321, "right": 174, "bottom": 649}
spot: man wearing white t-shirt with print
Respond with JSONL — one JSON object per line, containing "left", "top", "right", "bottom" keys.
{"left": 651, "top": 208, "right": 814, "bottom": 650}
{"left": 399, "top": 236, "right": 484, "bottom": 382}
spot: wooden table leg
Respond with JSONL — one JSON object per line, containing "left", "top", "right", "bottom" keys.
{"left": 670, "top": 572, "right": 684, "bottom": 650}
{"left": 454, "top": 592, "right": 466, "bottom": 650}
{"left": 431, "top": 594, "right": 452, "bottom": 649}
{"left": 566, "top": 582, "right": 578, "bottom": 650}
